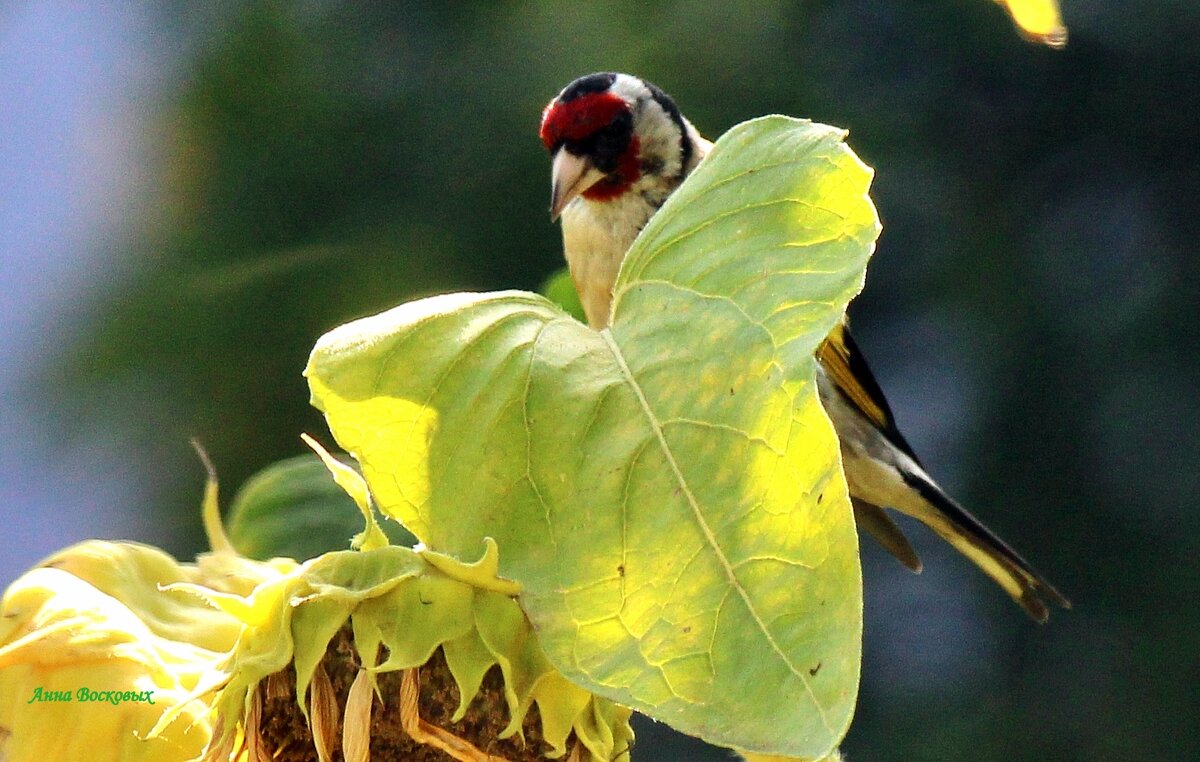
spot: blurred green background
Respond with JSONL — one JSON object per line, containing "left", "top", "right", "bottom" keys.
{"left": 2, "top": 1, "right": 1198, "bottom": 759}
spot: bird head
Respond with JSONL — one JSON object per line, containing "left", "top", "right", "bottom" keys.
{"left": 540, "top": 72, "right": 697, "bottom": 219}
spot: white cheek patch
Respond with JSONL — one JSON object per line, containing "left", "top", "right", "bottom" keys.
{"left": 635, "top": 100, "right": 685, "bottom": 179}
{"left": 608, "top": 74, "right": 685, "bottom": 182}
{"left": 609, "top": 73, "right": 651, "bottom": 104}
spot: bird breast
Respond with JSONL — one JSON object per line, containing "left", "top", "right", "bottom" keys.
{"left": 560, "top": 196, "right": 654, "bottom": 328}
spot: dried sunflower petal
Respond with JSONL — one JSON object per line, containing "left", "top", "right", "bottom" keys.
{"left": 202, "top": 542, "right": 632, "bottom": 761}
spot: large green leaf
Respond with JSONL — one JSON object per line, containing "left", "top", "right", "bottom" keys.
{"left": 306, "top": 116, "right": 878, "bottom": 757}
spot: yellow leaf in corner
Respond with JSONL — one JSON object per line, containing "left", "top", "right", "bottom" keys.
{"left": 994, "top": 0, "right": 1068, "bottom": 48}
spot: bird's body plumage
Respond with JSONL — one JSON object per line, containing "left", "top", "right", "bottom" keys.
{"left": 541, "top": 72, "right": 1067, "bottom": 621}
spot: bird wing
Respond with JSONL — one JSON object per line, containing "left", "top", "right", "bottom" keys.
{"left": 816, "top": 319, "right": 922, "bottom": 466}
{"left": 819, "top": 321, "right": 1070, "bottom": 621}
{"left": 894, "top": 464, "right": 1072, "bottom": 622}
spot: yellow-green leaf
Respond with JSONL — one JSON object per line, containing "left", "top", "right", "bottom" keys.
{"left": 306, "top": 116, "right": 877, "bottom": 757}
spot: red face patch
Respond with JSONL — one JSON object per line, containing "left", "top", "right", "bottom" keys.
{"left": 539, "top": 92, "right": 629, "bottom": 150}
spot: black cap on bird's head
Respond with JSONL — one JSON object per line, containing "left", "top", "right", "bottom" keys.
{"left": 540, "top": 73, "right": 694, "bottom": 219}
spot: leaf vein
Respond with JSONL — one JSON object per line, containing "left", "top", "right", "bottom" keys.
{"left": 525, "top": 319, "right": 558, "bottom": 554}
{"left": 641, "top": 196, "right": 848, "bottom": 264}
{"left": 661, "top": 418, "right": 784, "bottom": 457}
{"left": 599, "top": 329, "right": 833, "bottom": 732}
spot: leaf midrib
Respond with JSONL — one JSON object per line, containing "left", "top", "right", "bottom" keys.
{"left": 598, "top": 328, "right": 833, "bottom": 737}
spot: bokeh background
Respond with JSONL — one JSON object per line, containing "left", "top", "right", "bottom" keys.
{"left": 2, "top": 1, "right": 1198, "bottom": 759}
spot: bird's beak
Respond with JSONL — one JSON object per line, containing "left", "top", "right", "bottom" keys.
{"left": 549, "top": 149, "right": 606, "bottom": 221}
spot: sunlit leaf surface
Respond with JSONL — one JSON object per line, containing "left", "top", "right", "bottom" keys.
{"left": 307, "top": 117, "right": 879, "bottom": 757}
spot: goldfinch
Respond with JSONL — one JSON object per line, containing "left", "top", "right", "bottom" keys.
{"left": 540, "top": 72, "right": 1068, "bottom": 622}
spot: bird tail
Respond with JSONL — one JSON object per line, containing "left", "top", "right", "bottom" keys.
{"left": 895, "top": 467, "right": 1070, "bottom": 622}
